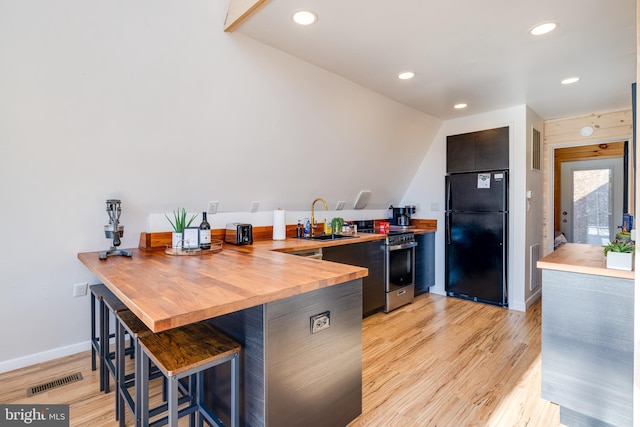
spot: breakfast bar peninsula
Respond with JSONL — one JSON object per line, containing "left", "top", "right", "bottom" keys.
{"left": 78, "top": 245, "right": 368, "bottom": 427}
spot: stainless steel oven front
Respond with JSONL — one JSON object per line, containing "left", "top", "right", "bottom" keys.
{"left": 384, "top": 232, "right": 417, "bottom": 313}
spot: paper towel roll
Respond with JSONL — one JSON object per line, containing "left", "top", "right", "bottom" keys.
{"left": 273, "top": 209, "right": 286, "bottom": 240}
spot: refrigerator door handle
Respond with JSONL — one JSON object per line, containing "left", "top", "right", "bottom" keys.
{"left": 445, "top": 212, "right": 451, "bottom": 244}
{"left": 446, "top": 179, "right": 451, "bottom": 211}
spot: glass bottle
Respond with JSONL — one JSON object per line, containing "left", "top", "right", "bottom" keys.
{"left": 199, "top": 212, "right": 211, "bottom": 250}
{"left": 296, "top": 220, "right": 303, "bottom": 238}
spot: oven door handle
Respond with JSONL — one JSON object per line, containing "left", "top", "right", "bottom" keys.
{"left": 388, "top": 241, "right": 418, "bottom": 251}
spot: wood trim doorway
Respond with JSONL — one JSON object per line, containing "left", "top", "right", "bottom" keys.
{"left": 553, "top": 142, "right": 627, "bottom": 237}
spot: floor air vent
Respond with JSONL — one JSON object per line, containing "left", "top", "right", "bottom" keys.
{"left": 27, "top": 372, "right": 83, "bottom": 396}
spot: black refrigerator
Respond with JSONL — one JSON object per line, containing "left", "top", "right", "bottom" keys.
{"left": 445, "top": 170, "right": 508, "bottom": 307}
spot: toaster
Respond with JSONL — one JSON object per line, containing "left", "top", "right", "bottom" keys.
{"left": 225, "top": 223, "right": 253, "bottom": 245}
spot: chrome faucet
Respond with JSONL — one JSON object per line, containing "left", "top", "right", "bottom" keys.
{"left": 311, "top": 198, "right": 329, "bottom": 237}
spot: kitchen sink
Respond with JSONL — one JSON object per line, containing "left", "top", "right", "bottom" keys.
{"left": 303, "top": 234, "right": 359, "bottom": 241}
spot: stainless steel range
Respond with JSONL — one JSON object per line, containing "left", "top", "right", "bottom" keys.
{"left": 354, "top": 220, "right": 417, "bottom": 313}
{"left": 383, "top": 232, "right": 417, "bottom": 312}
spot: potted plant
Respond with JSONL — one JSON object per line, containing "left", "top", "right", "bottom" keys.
{"left": 603, "top": 239, "right": 635, "bottom": 271}
{"left": 165, "top": 208, "right": 197, "bottom": 248}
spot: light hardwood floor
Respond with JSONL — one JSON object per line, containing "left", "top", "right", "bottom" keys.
{"left": 350, "top": 294, "right": 559, "bottom": 426}
{"left": 0, "top": 293, "right": 560, "bottom": 426}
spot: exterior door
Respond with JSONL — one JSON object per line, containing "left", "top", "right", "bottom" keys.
{"left": 559, "top": 158, "right": 623, "bottom": 244}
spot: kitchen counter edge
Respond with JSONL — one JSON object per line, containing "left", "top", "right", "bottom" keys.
{"left": 537, "top": 243, "right": 634, "bottom": 280}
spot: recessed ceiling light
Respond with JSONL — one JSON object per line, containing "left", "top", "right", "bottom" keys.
{"left": 397, "top": 71, "right": 415, "bottom": 80}
{"left": 292, "top": 10, "right": 317, "bottom": 26}
{"left": 561, "top": 77, "right": 580, "bottom": 85}
{"left": 454, "top": 103, "right": 468, "bottom": 109}
{"left": 529, "top": 21, "right": 558, "bottom": 36}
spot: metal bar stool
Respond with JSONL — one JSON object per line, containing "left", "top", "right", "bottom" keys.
{"left": 90, "top": 284, "right": 103, "bottom": 380}
{"left": 116, "top": 310, "right": 152, "bottom": 426}
{"left": 116, "top": 310, "right": 180, "bottom": 426}
{"left": 89, "top": 284, "right": 132, "bottom": 395}
{"left": 138, "top": 322, "right": 241, "bottom": 427}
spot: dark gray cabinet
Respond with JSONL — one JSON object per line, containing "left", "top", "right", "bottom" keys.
{"left": 447, "top": 126, "right": 509, "bottom": 173}
{"left": 323, "top": 241, "right": 385, "bottom": 316}
{"left": 414, "top": 232, "right": 435, "bottom": 295}
{"left": 207, "top": 279, "right": 363, "bottom": 427}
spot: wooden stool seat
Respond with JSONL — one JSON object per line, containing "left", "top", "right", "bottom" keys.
{"left": 118, "top": 310, "right": 153, "bottom": 338}
{"left": 102, "top": 290, "right": 129, "bottom": 314}
{"left": 139, "top": 322, "right": 241, "bottom": 427}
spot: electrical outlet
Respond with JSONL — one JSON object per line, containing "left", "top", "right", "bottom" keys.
{"left": 250, "top": 201, "right": 260, "bottom": 213}
{"left": 73, "top": 283, "right": 88, "bottom": 297}
{"left": 310, "top": 311, "right": 330, "bottom": 334}
{"left": 431, "top": 202, "right": 439, "bottom": 211}
{"left": 335, "top": 201, "right": 345, "bottom": 210}
{"left": 207, "top": 201, "right": 218, "bottom": 214}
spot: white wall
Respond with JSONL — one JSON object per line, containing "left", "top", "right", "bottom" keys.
{"left": 402, "top": 105, "right": 533, "bottom": 311}
{"left": 0, "top": 0, "right": 443, "bottom": 371}
{"left": 524, "top": 107, "right": 545, "bottom": 307}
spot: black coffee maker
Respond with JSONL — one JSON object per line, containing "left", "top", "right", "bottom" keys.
{"left": 389, "top": 205, "right": 416, "bottom": 226}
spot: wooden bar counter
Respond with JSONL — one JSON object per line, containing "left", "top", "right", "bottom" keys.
{"left": 78, "top": 240, "right": 370, "bottom": 426}
{"left": 537, "top": 243, "right": 634, "bottom": 427}
{"left": 77, "top": 246, "right": 367, "bottom": 332}
{"left": 77, "top": 225, "right": 438, "bottom": 426}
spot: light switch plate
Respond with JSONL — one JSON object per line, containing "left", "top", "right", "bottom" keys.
{"left": 207, "top": 201, "right": 218, "bottom": 214}
{"left": 73, "top": 283, "right": 88, "bottom": 297}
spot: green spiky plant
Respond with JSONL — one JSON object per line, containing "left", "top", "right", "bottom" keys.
{"left": 165, "top": 208, "right": 197, "bottom": 233}
{"left": 603, "top": 239, "right": 635, "bottom": 256}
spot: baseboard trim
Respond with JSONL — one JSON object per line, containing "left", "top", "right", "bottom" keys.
{"left": 525, "top": 288, "right": 542, "bottom": 309}
{"left": 0, "top": 341, "right": 90, "bottom": 374}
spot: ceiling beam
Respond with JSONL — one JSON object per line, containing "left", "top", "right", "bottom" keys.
{"left": 224, "top": 0, "right": 269, "bottom": 32}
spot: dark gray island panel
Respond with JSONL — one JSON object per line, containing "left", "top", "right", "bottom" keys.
{"left": 266, "top": 278, "right": 362, "bottom": 426}
{"left": 541, "top": 269, "right": 634, "bottom": 427}
{"left": 207, "top": 278, "right": 363, "bottom": 427}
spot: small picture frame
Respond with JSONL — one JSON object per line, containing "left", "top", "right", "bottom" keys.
{"left": 182, "top": 227, "right": 200, "bottom": 250}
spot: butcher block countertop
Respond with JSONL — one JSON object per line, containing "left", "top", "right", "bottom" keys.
{"left": 79, "top": 224, "right": 436, "bottom": 332}
{"left": 537, "top": 243, "right": 634, "bottom": 280}
{"left": 78, "top": 247, "right": 367, "bottom": 332}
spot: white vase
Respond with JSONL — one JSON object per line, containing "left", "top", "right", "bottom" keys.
{"left": 172, "top": 232, "right": 183, "bottom": 249}
{"left": 606, "top": 252, "right": 634, "bottom": 271}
